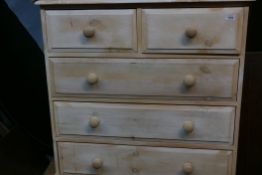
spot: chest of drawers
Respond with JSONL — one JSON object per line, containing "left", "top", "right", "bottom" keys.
{"left": 35, "top": 0, "right": 254, "bottom": 175}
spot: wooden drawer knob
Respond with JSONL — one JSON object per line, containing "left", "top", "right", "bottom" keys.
{"left": 83, "top": 27, "right": 96, "bottom": 38}
{"left": 185, "top": 28, "right": 198, "bottom": 39}
{"left": 183, "top": 121, "right": 194, "bottom": 134}
{"left": 183, "top": 74, "right": 196, "bottom": 87}
{"left": 92, "top": 158, "right": 103, "bottom": 169}
{"left": 87, "top": 73, "right": 99, "bottom": 85}
{"left": 89, "top": 116, "right": 100, "bottom": 128}
{"left": 183, "top": 162, "right": 194, "bottom": 174}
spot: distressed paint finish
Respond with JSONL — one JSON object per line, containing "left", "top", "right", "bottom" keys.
{"left": 142, "top": 8, "right": 244, "bottom": 54}
{"left": 45, "top": 10, "right": 137, "bottom": 52}
{"left": 59, "top": 142, "right": 232, "bottom": 175}
{"left": 51, "top": 58, "right": 239, "bottom": 100}
{"left": 54, "top": 102, "right": 235, "bottom": 143}
{"left": 36, "top": 0, "right": 253, "bottom": 175}
{"left": 35, "top": 0, "right": 254, "bottom": 5}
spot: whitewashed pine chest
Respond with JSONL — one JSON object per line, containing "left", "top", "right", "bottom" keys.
{"left": 35, "top": 0, "right": 254, "bottom": 175}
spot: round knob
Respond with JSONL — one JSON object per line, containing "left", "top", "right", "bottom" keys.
{"left": 183, "top": 121, "right": 194, "bottom": 134}
{"left": 183, "top": 162, "right": 193, "bottom": 174}
{"left": 185, "top": 28, "right": 198, "bottom": 39}
{"left": 92, "top": 158, "right": 103, "bottom": 169}
{"left": 183, "top": 74, "right": 196, "bottom": 87}
{"left": 87, "top": 73, "right": 99, "bottom": 85}
{"left": 83, "top": 27, "right": 95, "bottom": 38}
{"left": 89, "top": 116, "right": 100, "bottom": 128}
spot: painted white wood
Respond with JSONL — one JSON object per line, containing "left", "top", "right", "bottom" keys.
{"left": 37, "top": 2, "right": 252, "bottom": 175}
{"left": 59, "top": 142, "right": 232, "bottom": 175}
{"left": 54, "top": 102, "right": 235, "bottom": 143}
{"left": 51, "top": 58, "right": 239, "bottom": 100}
{"left": 45, "top": 10, "right": 137, "bottom": 52}
{"left": 35, "top": 0, "right": 255, "bottom": 5}
{"left": 142, "top": 8, "right": 244, "bottom": 54}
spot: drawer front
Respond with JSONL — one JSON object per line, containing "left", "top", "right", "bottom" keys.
{"left": 142, "top": 8, "right": 244, "bottom": 54}
{"left": 59, "top": 142, "right": 232, "bottom": 175}
{"left": 51, "top": 58, "right": 239, "bottom": 100}
{"left": 54, "top": 102, "right": 235, "bottom": 143}
{"left": 45, "top": 10, "right": 137, "bottom": 52}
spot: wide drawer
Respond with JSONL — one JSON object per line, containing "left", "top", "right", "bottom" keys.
{"left": 50, "top": 58, "right": 239, "bottom": 100}
{"left": 45, "top": 10, "right": 137, "bottom": 52}
{"left": 54, "top": 102, "right": 235, "bottom": 143}
{"left": 142, "top": 8, "right": 244, "bottom": 54}
{"left": 59, "top": 142, "right": 232, "bottom": 175}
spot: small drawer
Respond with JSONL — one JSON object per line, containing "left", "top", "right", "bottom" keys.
{"left": 142, "top": 8, "right": 244, "bottom": 54}
{"left": 50, "top": 58, "right": 239, "bottom": 100}
{"left": 45, "top": 9, "right": 137, "bottom": 52}
{"left": 54, "top": 102, "right": 235, "bottom": 143}
{"left": 59, "top": 142, "right": 232, "bottom": 175}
